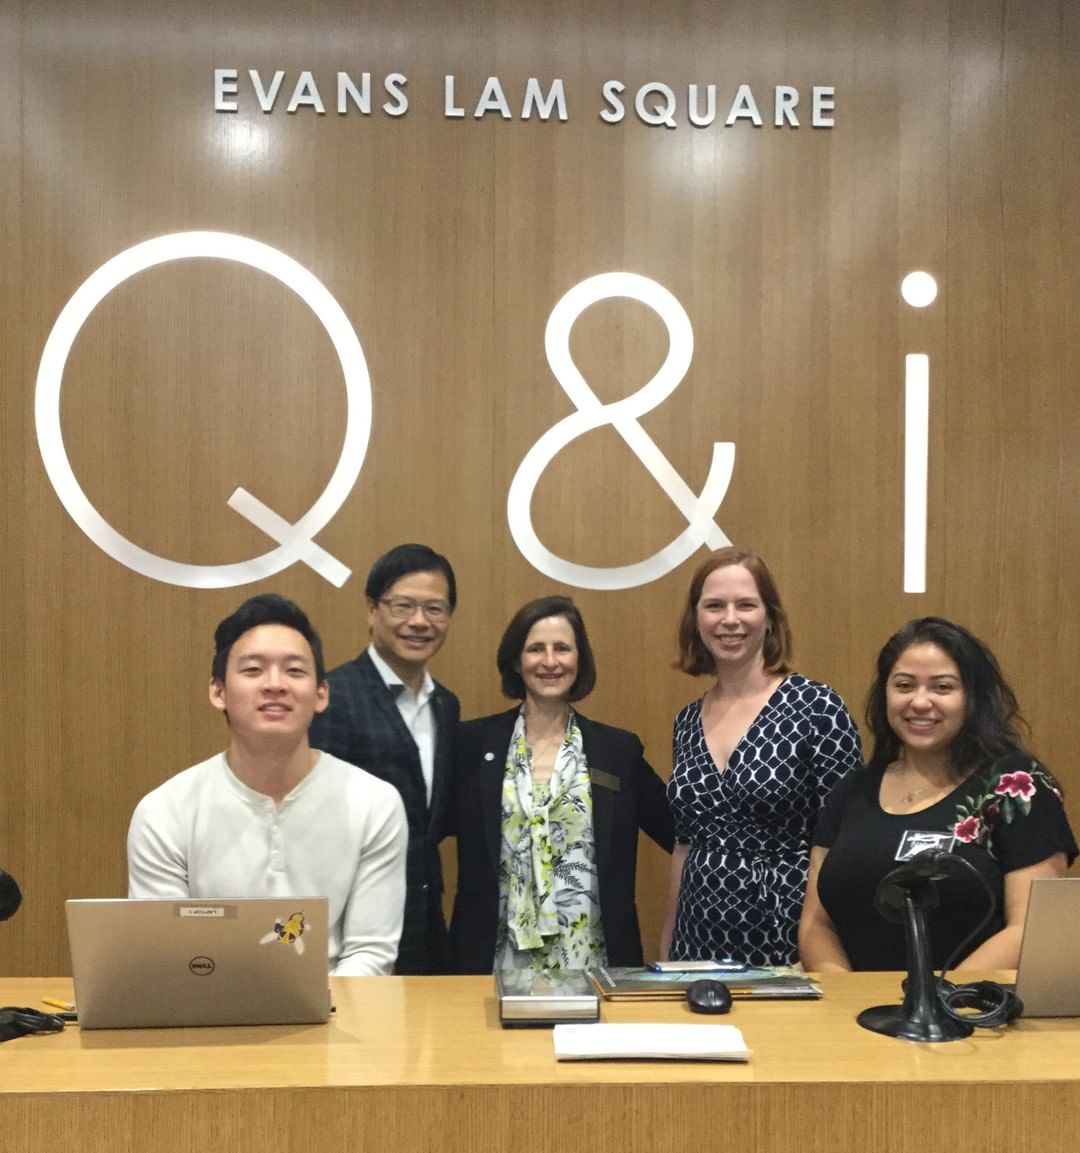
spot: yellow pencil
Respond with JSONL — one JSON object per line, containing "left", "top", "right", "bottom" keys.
{"left": 42, "top": 997, "right": 75, "bottom": 1013}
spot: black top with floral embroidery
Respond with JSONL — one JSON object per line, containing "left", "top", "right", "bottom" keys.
{"left": 813, "top": 752, "right": 1078, "bottom": 971}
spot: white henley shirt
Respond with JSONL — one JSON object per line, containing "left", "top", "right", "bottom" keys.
{"left": 127, "top": 751, "right": 407, "bottom": 975}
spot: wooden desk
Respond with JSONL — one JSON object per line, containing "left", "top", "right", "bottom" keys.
{"left": 2, "top": 973, "right": 1079, "bottom": 1153}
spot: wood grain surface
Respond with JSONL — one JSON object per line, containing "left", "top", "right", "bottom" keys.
{"left": 1, "top": 0, "right": 1077, "bottom": 975}
{"left": 1, "top": 973, "right": 1078, "bottom": 1153}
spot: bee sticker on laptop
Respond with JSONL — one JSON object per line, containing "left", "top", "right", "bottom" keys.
{"left": 259, "top": 911, "right": 307, "bottom": 955}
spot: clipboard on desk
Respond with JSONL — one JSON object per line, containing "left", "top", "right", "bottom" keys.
{"left": 587, "top": 965, "right": 822, "bottom": 1001}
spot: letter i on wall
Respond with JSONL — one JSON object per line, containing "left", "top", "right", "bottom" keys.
{"left": 900, "top": 271, "right": 938, "bottom": 594}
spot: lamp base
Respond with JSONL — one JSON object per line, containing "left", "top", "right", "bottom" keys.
{"left": 857, "top": 1002, "right": 974, "bottom": 1043}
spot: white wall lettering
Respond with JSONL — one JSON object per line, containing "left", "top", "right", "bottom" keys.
{"left": 634, "top": 83, "right": 678, "bottom": 128}
{"left": 506, "top": 273, "right": 734, "bottom": 590}
{"left": 600, "top": 80, "right": 626, "bottom": 123}
{"left": 904, "top": 354, "right": 930, "bottom": 595}
{"left": 287, "top": 71, "right": 325, "bottom": 114}
{"left": 474, "top": 76, "right": 513, "bottom": 119}
{"left": 812, "top": 86, "right": 835, "bottom": 127}
{"left": 338, "top": 72, "right": 371, "bottom": 114}
{"left": 250, "top": 69, "right": 286, "bottom": 113}
{"left": 35, "top": 233, "right": 371, "bottom": 590}
{"left": 688, "top": 84, "right": 716, "bottom": 127}
{"left": 522, "top": 77, "right": 567, "bottom": 122}
{"left": 774, "top": 86, "right": 799, "bottom": 126}
{"left": 214, "top": 71, "right": 836, "bottom": 129}
{"left": 383, "top": 73, "right": 409, "bottom": 117}
{"left": 214, "top": 68, "right": 239, "bottom": 112}
{"left": 900, "top": 271, "right": 939, "bottom": 594}
{"left": 726, "top": 84, "right": 763, "bottom": 126}
{"left": 444, "top": 74, "right": 465, "bottom": 118}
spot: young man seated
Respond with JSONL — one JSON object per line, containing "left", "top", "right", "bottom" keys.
{"left": 127, "top": 594, "right": 407, "bottom": 975}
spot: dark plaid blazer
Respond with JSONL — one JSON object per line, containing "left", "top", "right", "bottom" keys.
{"left": 309, "top": 650, "right": 459, "bottom": 974}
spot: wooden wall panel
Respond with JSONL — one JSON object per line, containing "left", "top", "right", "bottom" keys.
{"left": 1, "top": 0, "right": 1077, "bottom": 974}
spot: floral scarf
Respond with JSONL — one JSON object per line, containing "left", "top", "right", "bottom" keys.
{"left": 496, "top": 709, "right": 604, "bottom": 970}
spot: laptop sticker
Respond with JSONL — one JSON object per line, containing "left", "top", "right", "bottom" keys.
{"left": 259, "top": 911, "right": 307, "bottom": 955}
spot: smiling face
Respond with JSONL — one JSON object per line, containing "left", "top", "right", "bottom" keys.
{"left": 885, "top": 642, "right": 968, "bottom": 761}
{"left": 695, "top": 564, "right": 770, "bottom": 671}
{"left": 209, "top": 623, "right": 328, "bottom": 741}
{"left": 519, "top": 615, "right": 579, "bottom": 705}
{"left": 366, "top": 569, "right": 452, "bottom": 686}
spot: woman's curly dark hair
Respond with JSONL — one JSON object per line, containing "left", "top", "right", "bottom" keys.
{"left": 865, "top": 617, "right": 1028, "bottom": 778}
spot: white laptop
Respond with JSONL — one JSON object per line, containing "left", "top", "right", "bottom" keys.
{"left": 66, "top": 897, "right": 331, "bottom": 1029}
{"left": 1015, "top": 877, "right": 1080, "bottom": 1017}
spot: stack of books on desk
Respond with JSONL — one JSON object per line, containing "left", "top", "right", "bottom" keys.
{"left": 587, "top": 965, "right": 822, "bottom": 1001}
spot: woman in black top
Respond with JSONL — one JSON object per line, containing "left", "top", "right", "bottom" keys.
{"left": 799, "top": 617, "right": 1076, "bottom": 972}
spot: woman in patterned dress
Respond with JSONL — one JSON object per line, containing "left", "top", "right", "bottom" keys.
{"left": 799, "top": 617, "right": 1076, "bottom": 971}
{"left": 449, "top": 596, "right": 674, "bottom": 973}
{"left": 660, "top": 547, "right": 862, "bottom": 967}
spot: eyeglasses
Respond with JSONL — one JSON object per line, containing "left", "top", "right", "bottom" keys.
{"left": 379, "top": 597, "right": 452, "bottom": 622}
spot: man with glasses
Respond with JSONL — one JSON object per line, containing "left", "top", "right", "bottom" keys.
{"left": 310, "top": 544, "right": 459, "bottom": 974}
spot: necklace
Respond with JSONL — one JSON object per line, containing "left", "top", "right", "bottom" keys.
{"left": 525, "top": 713, "right": 568, "bottom": 763}
{"left": 527, "top": 731, "right": 563, "bottom": 759}
{"left": 887, "top": 760, "right": 950, "bottom": 806}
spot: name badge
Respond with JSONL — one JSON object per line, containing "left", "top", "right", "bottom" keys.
{"left": 895, "top": 829, "right": 956, "bottom": 862}
{"left": 589, "top": 768, "right": 621, "bottom": 792}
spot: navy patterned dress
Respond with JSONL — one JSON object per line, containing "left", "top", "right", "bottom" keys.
{"left": 667, "top": 674, "right": 862, "bottom": 966}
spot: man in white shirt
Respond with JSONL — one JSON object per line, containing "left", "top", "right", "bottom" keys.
{"left": 309, "top": 544, "right": 460, "bottom": 974}
{"left": 127, "top": 594, "right": 408, "bottom": 976}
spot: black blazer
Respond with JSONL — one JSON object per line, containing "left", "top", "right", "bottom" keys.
{"left": 309, "top": 650, "right": 459, "bottom": 974}
{"left": 449, "top": 707, "right": 674, "bottom": 973}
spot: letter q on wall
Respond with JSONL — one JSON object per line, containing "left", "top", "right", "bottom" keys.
{"left": 34, "top": 232, "right": 371, "bottom": 589}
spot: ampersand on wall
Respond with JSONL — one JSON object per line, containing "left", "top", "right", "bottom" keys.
{"left": 507, "top": 272, "right": 735, "bottom": 590}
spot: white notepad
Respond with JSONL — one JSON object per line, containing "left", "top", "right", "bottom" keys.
{"left": 553, "top": 1022, "right": 750, "bottom": 1062}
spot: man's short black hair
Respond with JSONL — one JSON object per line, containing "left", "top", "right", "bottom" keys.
{"left": 211, "top": 594, "right": 326, "bottom": 683}
{"left": 364, "top": 543, "right": 457, "bottom": 610}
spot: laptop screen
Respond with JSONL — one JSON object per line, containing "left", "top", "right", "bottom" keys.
{"left": 1015, "top": 878, "right": 1080, "bottom": 1018}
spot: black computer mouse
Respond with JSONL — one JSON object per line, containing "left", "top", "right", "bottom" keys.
{"left": 686, "top": 979, "right": 733, "bottom": 1015}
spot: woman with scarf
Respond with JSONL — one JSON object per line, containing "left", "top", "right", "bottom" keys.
{"left": 449, "top": 596, "right": 674, "bottom": 972}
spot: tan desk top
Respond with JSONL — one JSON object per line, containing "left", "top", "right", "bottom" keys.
{"left": 3, "top": 971, "right": 1079, "bottom": 1095}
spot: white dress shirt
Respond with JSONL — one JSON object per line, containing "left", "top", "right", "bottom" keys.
{"left": 367, "top": 644, "right": 437, "bottom": 803}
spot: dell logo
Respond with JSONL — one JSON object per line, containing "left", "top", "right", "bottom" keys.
{"left": 189, "top": 955, "right": 216, "bottom": 975}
